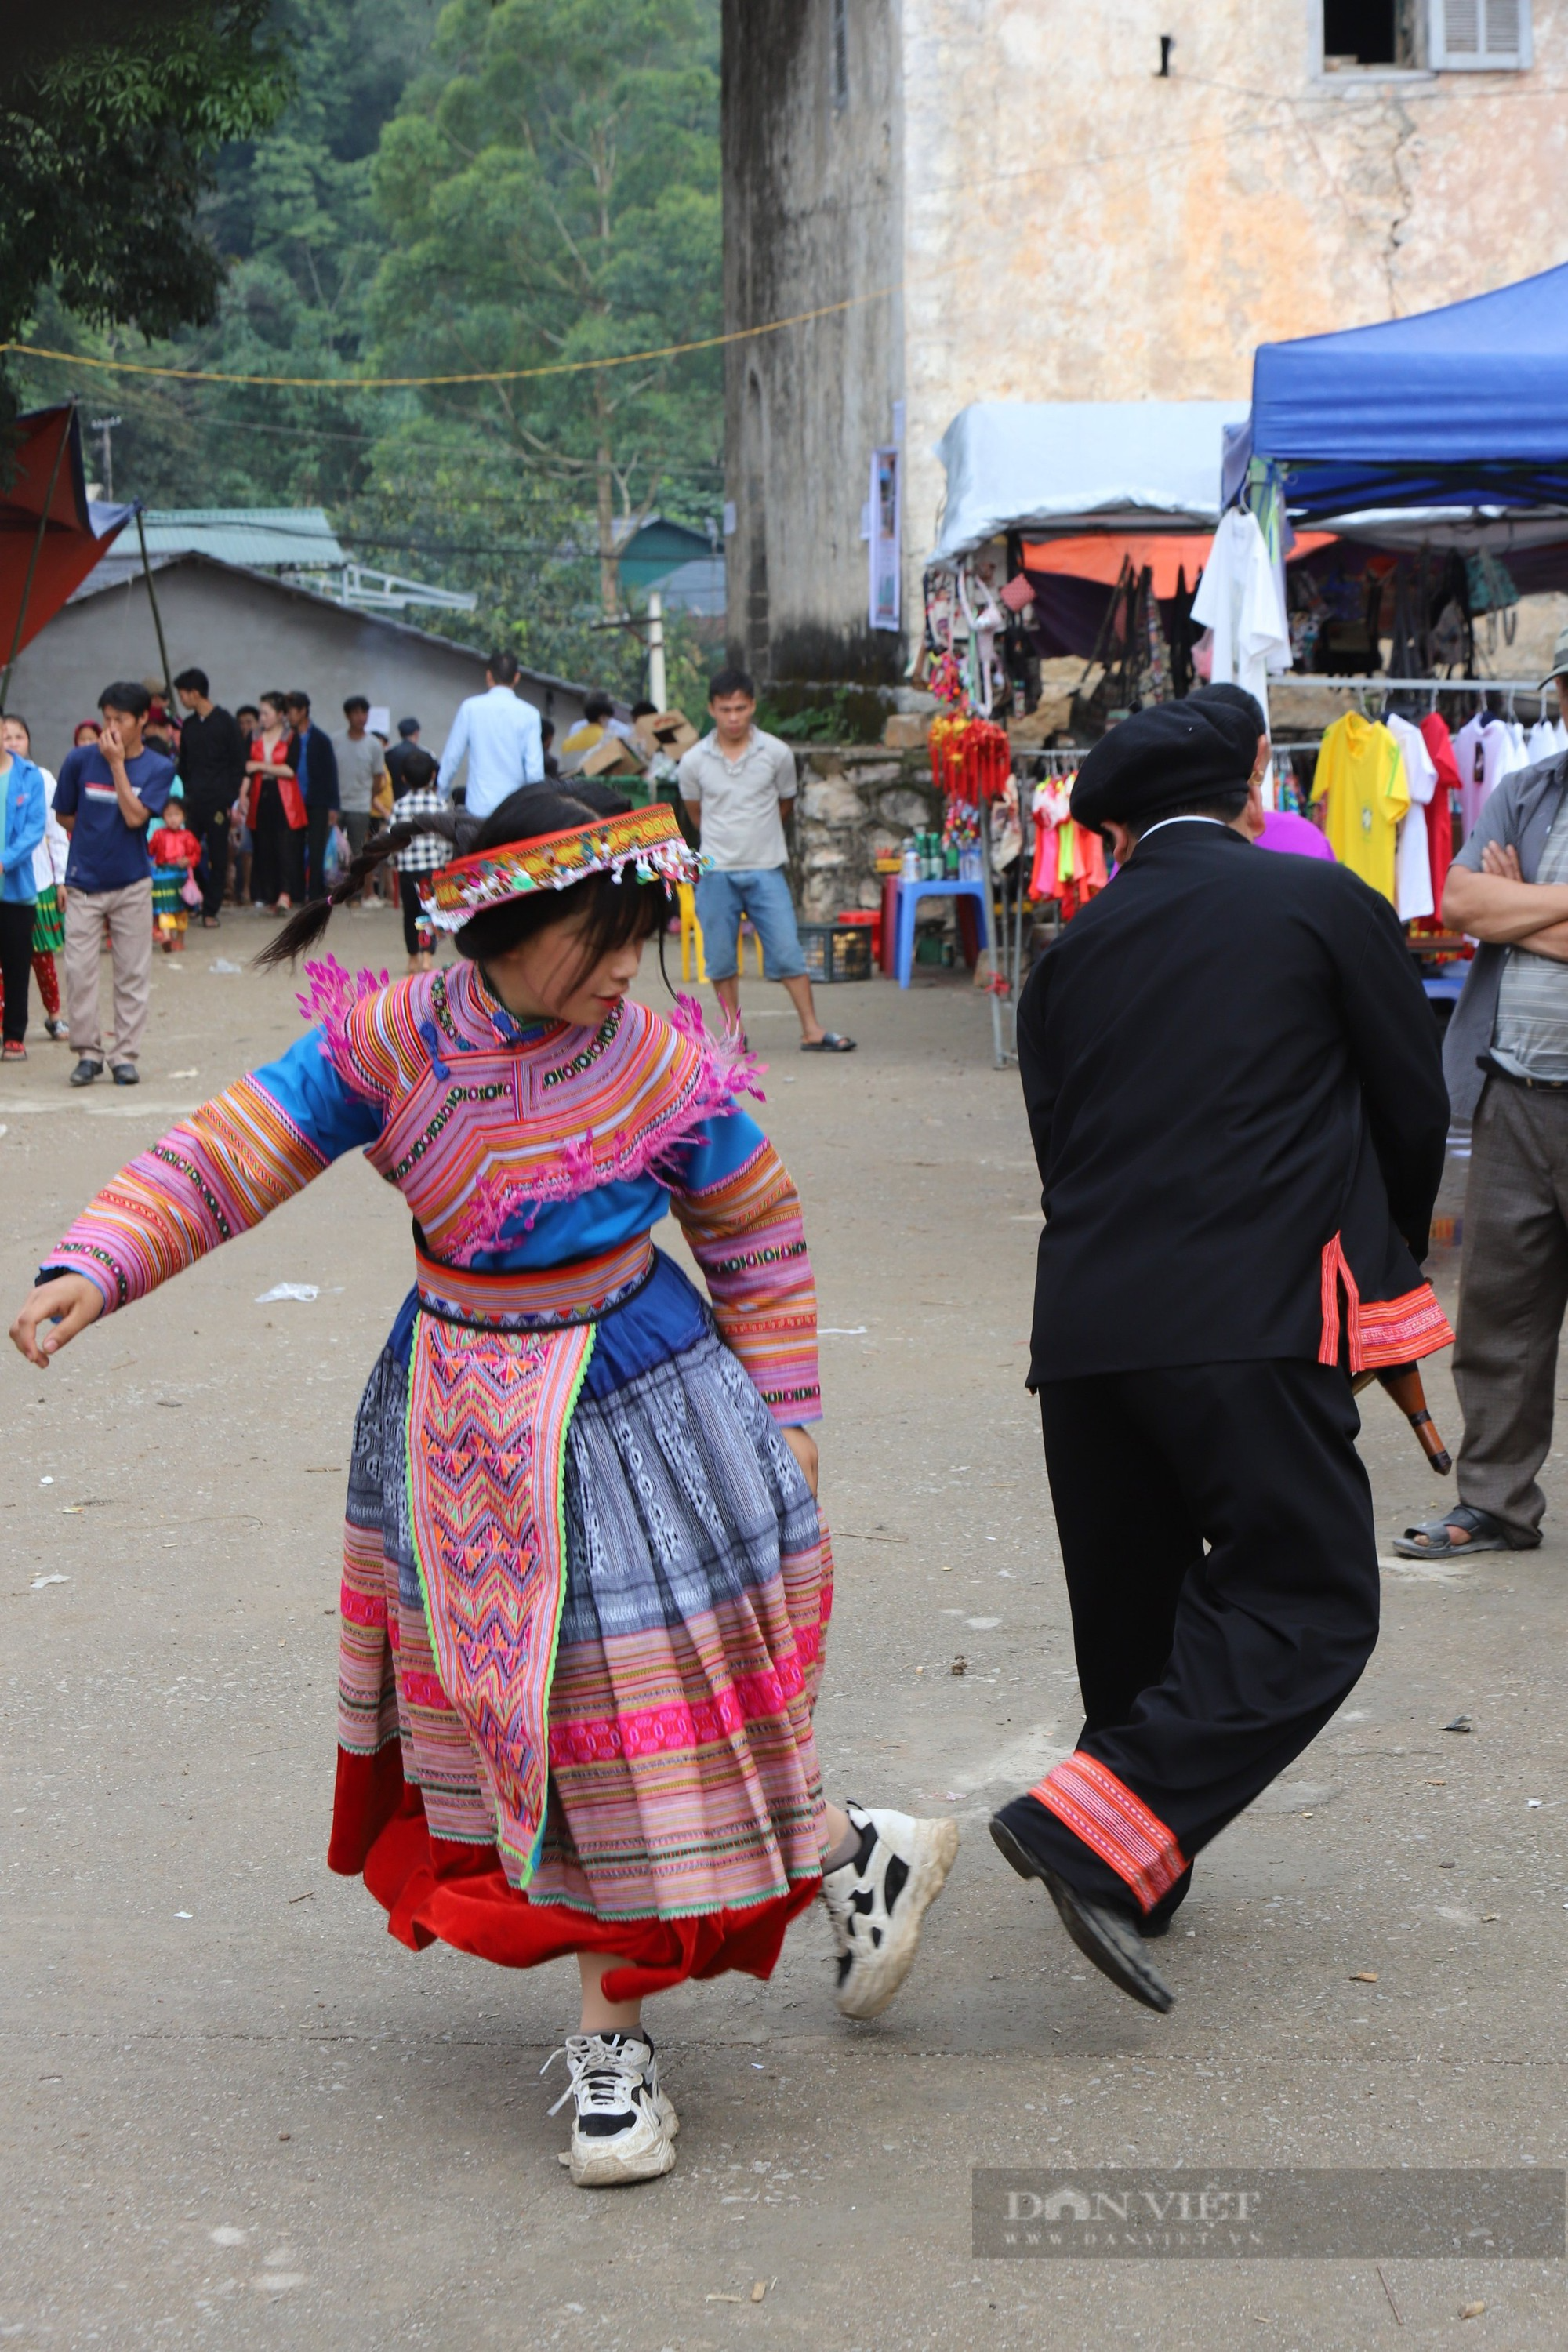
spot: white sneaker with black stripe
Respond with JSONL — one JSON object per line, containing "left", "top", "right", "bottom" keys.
{"left": 820, "top": 1802, "right": 960, "bottom": 2020}
{"left": 543, "top": 2031, "right": 679, "bottom": 2187}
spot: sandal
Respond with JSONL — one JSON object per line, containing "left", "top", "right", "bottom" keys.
{"left": 800, "top": 1032, "right": 856, "bottom": 1053}
{"left": 1391, "top": 1503, "right": 1512, "bottom": 1559}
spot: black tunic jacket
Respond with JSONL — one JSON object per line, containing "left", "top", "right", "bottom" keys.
{"left": 1017, "top": 821, "right": 1451, "bottom": 1383}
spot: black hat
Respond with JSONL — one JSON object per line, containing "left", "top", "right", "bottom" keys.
{"left": 1070, "top": 699, "right": 1258, "bottom": 831}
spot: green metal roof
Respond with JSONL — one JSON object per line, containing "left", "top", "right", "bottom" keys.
{"left": 140, "top": 508, "right": 347, "bottom": 569}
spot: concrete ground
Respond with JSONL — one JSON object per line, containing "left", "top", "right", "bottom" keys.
{"left": 3, "top": 909, "right": 1565, "bottom": 2349}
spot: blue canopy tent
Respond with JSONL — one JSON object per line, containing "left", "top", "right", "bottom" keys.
{"left": 1224, "top": 260, "right": 1568, "bottom": 525}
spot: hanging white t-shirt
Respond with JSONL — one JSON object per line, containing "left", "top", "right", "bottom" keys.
{"left": 1451, "top": 714, "right": 1511, "bottom": 837}
{"left": 1385, "top": 714, "right": 1436, "bottom": 922}
{"left": 1191, "top": 509, "right": 1290, "bottom": 705}
{"left": 1527, "top": 718, "right": 1559, "bottom": 764}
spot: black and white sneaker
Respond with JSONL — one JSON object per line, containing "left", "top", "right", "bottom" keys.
{"left": 543, "top": 2031, "right": 678, "bottom": 2188}
{"left": 821, "top": 1802, "right": 960, "bottom": 2020}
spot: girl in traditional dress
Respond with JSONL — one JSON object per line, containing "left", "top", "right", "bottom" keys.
{"left": 149, "top": 784, "right": 203, "bottom": 953}
{"left": 0, "top": 716, "right": 67, "bottom": 1038}
{"left": 11, "top": 788, "right": 956, "bottom": 2189}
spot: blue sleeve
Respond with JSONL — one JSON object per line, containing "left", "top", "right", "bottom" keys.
{"left": 53, "top": 749, "right": 82, "bottom": 820}
{"left": 249, "top": 1027, "right": 385, "bottom": 1161}
{"left": 666, "top": 1102, "right": 771, "bottom": 1192}
{"left": 4, "top": 768, "right": 45, "bottom": 873}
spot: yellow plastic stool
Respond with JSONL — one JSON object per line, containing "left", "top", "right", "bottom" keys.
{"left": 677, "top": 884, "right": 764, "bottom": 982}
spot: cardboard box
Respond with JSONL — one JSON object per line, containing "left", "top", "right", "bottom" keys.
{"left": 633, "top": 708, "right": 699, "bottom": 760}
{"left": 579, "top": 732, "right": 648, "bottom": 778}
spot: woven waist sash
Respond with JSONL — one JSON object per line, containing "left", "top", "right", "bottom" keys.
{"left": 413, "top": 1232, "right": 655, "bottom": 1331}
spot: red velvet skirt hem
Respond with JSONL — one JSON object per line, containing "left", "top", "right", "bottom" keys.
{"left": 327, "top": 1745, "right": 819, "bottom": 2005}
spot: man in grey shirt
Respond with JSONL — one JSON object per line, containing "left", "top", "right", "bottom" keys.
{"left": 677, "top": 666, "right": 853, "bottom": 1053}
{"left": 1398, "top": 644, "right": 1568, "bottom": 1559}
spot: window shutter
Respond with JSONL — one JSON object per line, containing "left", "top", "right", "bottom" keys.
{"left": 1430, "top": 0, "right": 1531, "bottom": 65}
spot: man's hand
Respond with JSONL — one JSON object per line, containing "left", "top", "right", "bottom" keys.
{"left": 10, "top": 1276, "right": 103, "bottom": 1367}
{"left": 99, "top": 720, "right": 126, "bottom": 770}
{"left": 1481, "top": 840, "right": 1524, "bottom": 883}
{"left": 1475, "top": 838, "right": 1568, "bottom": 952}
{"left": 780, "top": 1425, "right": 818, "bottom": 1497}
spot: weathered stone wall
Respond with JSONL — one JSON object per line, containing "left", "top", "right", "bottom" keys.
{"left": 725, "top": 0, "right": 1568, "bottom": 680}
{"left": 789, "top": 745, "right": 941, "bottom": 922}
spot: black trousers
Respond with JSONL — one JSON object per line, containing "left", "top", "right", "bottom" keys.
{"left": 400, "top": 871, "right": 434, "bottom": 956}
{"left": 0, "top": 898, "right": 34, "bottom": 1043}
{"left": 190, "top": 802, "right": 232, "bottom": 918}
{"left": 1032, "top": 1359, "right": 1378, "bottom": 1915}
{"left": 251, "top": 782, "right": 306, "bottom": 906}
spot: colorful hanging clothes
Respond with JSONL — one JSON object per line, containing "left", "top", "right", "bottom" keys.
{"left": 1029, "top": 779, "right": 1107, "bottom": 920}
{"left": 1450, "top": 713, "right": 1510, "bottom": 837}
{"left": 42, "top": 966, "right": 831, "bottom": 2004}
{"left": 1385, "top": 714, "right": 1437, "bottom": 924}
{"left": 1417, "top": 713, "right": 1458, "bottom": 898}
{"left": 1310, "top": 712, "right": 1410, "bottom": 906}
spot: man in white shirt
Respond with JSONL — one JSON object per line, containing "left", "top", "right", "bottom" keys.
{"left": 437, "top": 652, "right": 545, "bottom": 817}
{"left": 677, "top": 667, "right": 854, "bottom": 1052}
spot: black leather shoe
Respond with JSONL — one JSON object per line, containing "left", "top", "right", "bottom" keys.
{"left": 69, "top": 1058, "right": 103, "bottom": 1087}
{"left": 990, "top": 1800, "right": 1174, "bottom": 2013}
{"left": 111, "top": 1062, "right": 140, "bottom": 1086}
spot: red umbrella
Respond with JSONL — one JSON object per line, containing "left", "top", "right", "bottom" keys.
{"left": 0, "top": 401, "right": 135, "bottom": 698}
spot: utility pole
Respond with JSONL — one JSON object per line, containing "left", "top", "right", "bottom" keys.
{"left": 647, "top": 589, "right": 667, "bottom": 712}
{"left": 89, "top": 415, "right": 122, "bottom": 500}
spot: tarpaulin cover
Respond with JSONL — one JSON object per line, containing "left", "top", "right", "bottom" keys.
{"left": 0, "top": 405, "right": 134, "bottom": 660}
{"left": 931, "top": 401, "right": 1249, "bottom": 564}
{"left": 1231, "top": 260, "right": 1568, "bottom": 518}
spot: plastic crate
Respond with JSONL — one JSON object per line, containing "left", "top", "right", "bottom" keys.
{"left": 797, "top": 922, "right": 874, "bottom": 983}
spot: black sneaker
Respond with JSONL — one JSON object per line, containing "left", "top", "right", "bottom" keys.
{"left": 69, "top": 1058, "right": 103, "bottom": 1087}
{"left": 44, "top": 1016, "right": 66, "bottom": 1040}
{"left": 111, "top": 1062, "right": 139, "bottom": 1086}
{"left": 990, "top": 1797, "right": 1174, "bottom": 2013}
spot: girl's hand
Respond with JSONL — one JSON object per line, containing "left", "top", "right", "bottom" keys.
{"left": 781, "top": 1425, "right": 819, "bottom": 1497}
{"left": 9, "top": 1276, "right": 103, "bottom": 1367}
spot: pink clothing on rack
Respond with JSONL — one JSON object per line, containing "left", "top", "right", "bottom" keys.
{"left": 1258, "top": 808, "right": 1335, "bottom": 862}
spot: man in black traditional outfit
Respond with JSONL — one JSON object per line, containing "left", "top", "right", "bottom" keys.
{"left": 990, "top": 699, "right": 1451, "bottom": 2011}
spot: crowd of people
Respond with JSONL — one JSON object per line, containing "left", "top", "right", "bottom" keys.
{"left": 0, "top": 652, "right": 853, "bottom": 1073}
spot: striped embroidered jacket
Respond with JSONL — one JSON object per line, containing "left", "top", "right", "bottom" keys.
{"left": 45, "top": 960, "right": 822, "bottom": 1425}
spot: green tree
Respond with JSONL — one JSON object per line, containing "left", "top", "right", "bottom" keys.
{"left": 368, "top": 0, "right": 722, "bottom": 620}
{"left": 0, "top": 1, "right": 292, "bottom": 425}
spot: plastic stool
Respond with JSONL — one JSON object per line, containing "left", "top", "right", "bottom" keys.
{"left": 894, "top": 877, "right": 991, "bottom": 989}
{"left": 677, "top": 884, "right": 764, "bottom": 983}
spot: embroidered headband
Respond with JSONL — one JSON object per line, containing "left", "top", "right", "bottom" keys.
{"left": 423, "top": 802, "right": 705, "bottom": 933}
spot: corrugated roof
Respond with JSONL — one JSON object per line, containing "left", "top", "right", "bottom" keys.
{"left": 138, "top": 507, "right": 347, "bottom": 569}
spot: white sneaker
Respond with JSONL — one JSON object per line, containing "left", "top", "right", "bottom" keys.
{"left": 820, "top": 1802, "right": 960, "bottom": 2020}
{"left": 543, "top": 2031, "right": 678, "bottom": 2188}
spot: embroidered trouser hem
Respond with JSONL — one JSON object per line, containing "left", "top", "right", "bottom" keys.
{"left": 1030, "top": 1359, "right": 1378, "bottom": 1911}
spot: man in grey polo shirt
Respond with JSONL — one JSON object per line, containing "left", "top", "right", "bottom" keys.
{"left": 678, "top": 666, "right": 854, "bottom": 1053}
{"left": 1396, "top": 633, "right": 1568, "bottom": 1559}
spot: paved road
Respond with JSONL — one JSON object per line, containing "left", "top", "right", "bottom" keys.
{"left": 4, "top": 910, "right": 1565, "bottom": 2347}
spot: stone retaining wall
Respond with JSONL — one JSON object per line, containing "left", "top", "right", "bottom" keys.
{"left": 789, "top": 745, "right": 942, "bottom": 922}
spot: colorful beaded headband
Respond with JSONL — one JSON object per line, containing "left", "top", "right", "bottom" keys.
{"left": 424, "top": 803, "right": 705, "bottom": 933}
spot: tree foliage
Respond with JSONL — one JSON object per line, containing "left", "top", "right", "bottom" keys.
{"left": 368, "top": 0, "right": 722, "bottom": 615}
{"left": 0, "top": 1, "right": 291, "bottom": 420}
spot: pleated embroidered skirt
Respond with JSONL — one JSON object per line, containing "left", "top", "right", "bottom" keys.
{"left": 328, "top": 1253, "right": 833, "bottom": 2001}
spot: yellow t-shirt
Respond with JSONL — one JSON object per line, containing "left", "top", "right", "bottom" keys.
{"left": 1311, "top": 712, "right": 1409, "bottom": 904}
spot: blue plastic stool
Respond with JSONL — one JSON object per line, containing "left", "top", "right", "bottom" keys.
{"left": 895, "top": 877, "right": 991, "bottom": 989}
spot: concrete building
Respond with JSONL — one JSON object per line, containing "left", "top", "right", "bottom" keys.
{"left": 6, "top": 551, "right": 592, "bottom": 779}
{"left": 722, "top": 0, "right": 1565, "bottom": 684}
